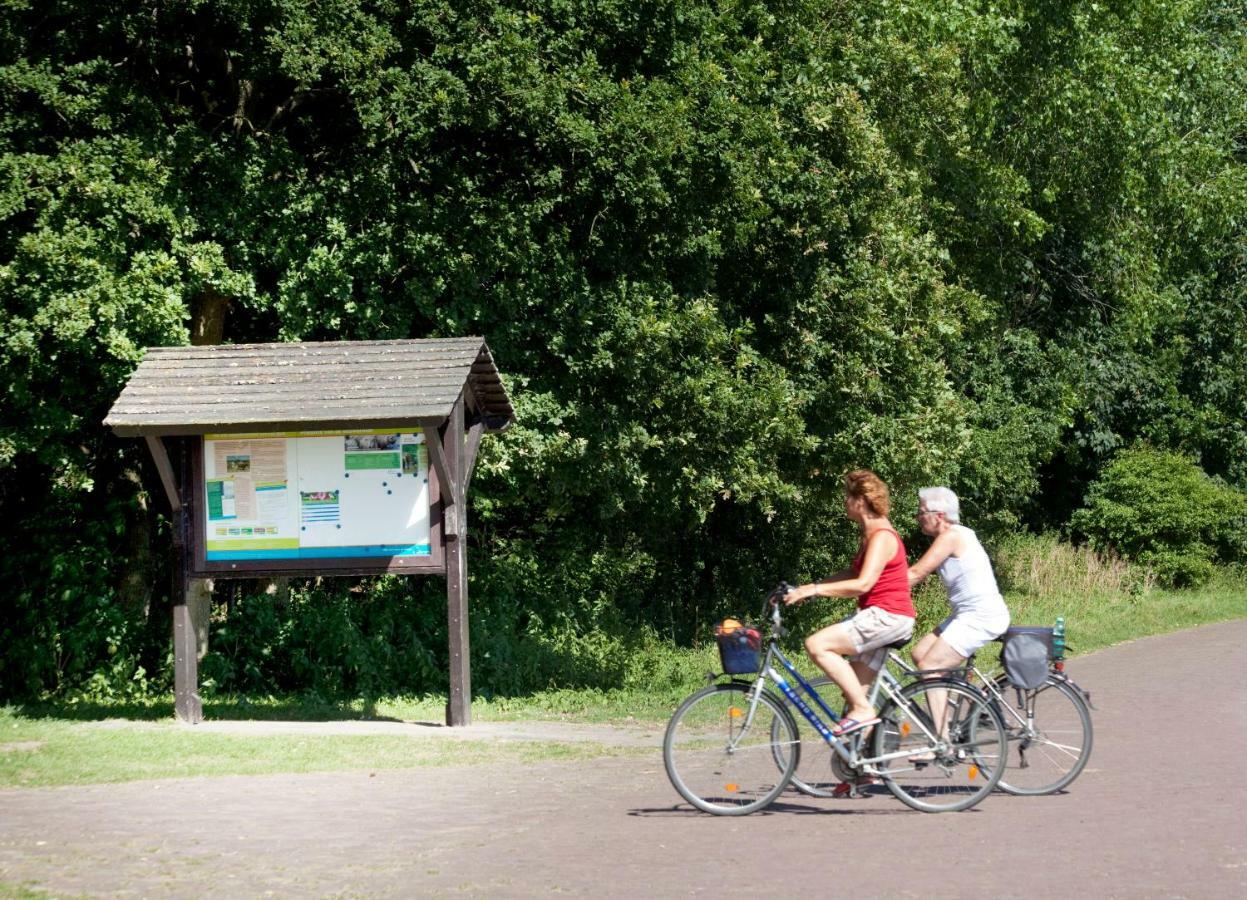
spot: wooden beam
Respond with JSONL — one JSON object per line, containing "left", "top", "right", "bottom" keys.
{"left": 463, "top": 417, "right": 484, "bottom": 496}
{"left": 423, "top": 424, "right": 456, "bottom": 536}
{"left": 172, "top": 441, "right": 202, "bottom": 723}
{"left": 144, "top": 435, "right": 182, "bottom": 514}
{"left": 444, "top": 392, "right": 471, "bottom": 726}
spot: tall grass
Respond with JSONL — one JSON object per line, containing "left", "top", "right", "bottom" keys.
{"left": 988, "top": 532, "right": 1244, "bottom": 659}
{"left": 993, "top": 532, "right": 1154, "bottom": 602}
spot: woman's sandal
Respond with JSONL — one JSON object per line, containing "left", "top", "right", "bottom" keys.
{"left": 831, "top": 716, "right": 881, "bottom": 737}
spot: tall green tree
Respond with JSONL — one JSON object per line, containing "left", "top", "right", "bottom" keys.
{"left": 1, "top": 0, "right": 1242, "bottom": 698}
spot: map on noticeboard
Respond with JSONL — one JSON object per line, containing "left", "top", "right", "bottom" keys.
{"left": 202, "top": 430, "right": 431, "bottom": 561}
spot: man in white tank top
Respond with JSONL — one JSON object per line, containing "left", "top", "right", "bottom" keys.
{"left": 907, "top": 487, "right": 1011, "bottom": 671}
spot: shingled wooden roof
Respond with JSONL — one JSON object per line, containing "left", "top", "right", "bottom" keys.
{"left": 105, "top": 337, "right": 514, "bottom": 437}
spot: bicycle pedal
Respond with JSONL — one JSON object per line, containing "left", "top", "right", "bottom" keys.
{"left": 832, "top": 781, "right": 870, "bottom": 799}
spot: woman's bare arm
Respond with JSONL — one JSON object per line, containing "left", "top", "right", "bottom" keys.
{"left": 786, "top": 533, "right": 897, "bottom": 603}
{"left": 908, "top": 530, "right": 959, "bottom": 587}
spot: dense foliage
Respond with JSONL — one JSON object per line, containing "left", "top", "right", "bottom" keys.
{"left": 1, "top": 1, "right": 1243, "bottom": 700}
{"left": 1071, "top": 446, "right": 1247, "bottom": 586}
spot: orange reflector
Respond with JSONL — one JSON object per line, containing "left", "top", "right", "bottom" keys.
{"left": 724, "top": 783, "right": 739, "bottom": 793}
{"left": 968, "top": 765, "right": 979, "bottom": 780}
{"left": 900, "top": 723, "right": 911, "bottom": 737}
{"left": 728, "top": 707, "right": 743, "bottom": 718}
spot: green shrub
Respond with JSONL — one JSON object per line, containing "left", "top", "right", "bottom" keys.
{"left": 1070, "top": 446, "right": 1247, "bottom": 586}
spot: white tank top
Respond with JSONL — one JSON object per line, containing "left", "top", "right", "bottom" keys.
{"left": 937, "top": 525, "right": 1009, "bottom": 622}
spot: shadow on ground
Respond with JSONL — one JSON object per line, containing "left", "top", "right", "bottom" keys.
{"left": 12, "top": 696, "right": 406, "bottom": 724}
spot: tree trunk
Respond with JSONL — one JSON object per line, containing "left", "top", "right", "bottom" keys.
{"left": 190, "top": 288, "right": 229, "bottom": 346}
{"left": 116, "top": 466, "right": 154, "bottom": 618}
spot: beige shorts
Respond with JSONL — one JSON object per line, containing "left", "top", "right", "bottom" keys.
{"left": 842, "top": 606, "right": 916, "bottom": 671}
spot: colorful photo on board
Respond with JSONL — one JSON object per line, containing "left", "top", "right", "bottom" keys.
{"left": 344, "top": 434, "right": 400, "bottom": 452}
{"left": 401, "top": 443, "right": 422, "bottom": 475}
{"left": 225, "top": 455, "right": 251, "bottom": 472}
{"left": 344, "top": 434, "right": 401, "bottom": 470}
{"left": 300, "top": 489, "right": 342, "bottom": 525}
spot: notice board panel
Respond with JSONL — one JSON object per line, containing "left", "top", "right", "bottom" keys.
{"left": 198, "top": 430, "right": 433, "bottom": 569}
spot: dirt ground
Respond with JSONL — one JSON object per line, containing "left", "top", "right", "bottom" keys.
{"left": 2, "top": 619, "right": 1246, "bottom": 898}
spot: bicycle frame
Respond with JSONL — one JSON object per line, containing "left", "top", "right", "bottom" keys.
{"left": 734, "top": 626, "right": 945, "bottom": 772}
{"left": 885, "top": 650, "right": 1090, "bottom": 733}
{"left": 886, "top": 650, "right": 1031, "bottom": 724}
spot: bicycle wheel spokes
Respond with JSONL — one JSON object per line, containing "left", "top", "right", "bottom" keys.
{"left": 873, "top": 681, "right": 1006, "bottom": 813}
{"left": 664, "top": 683, "right": 799, "bottom": 816}
{"left": 995, "top": 677, "right": 1093, "bottom": 795}
{"left": 779, "top": 676, "right": 850, "bottom": 797}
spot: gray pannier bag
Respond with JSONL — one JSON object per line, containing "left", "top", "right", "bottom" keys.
{"left": 1001, "top": 627, "right": 1053, "bottom": 690}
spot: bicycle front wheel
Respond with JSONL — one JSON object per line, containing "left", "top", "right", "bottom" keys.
{"left": 992, "top": 675, "right": 1094, "bottom": 795}
{"left": 664, "top": 682, "right": 799, "bottom": 816}
{"left": 874, "top": 680, "right": 1007, "bottom": 813}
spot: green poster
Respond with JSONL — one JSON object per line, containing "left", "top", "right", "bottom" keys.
{"left": 345, "top": 451, "right": 400, "bottom": 470}
{"left": 206, "top": 480, "right": 225, "bottom": 519}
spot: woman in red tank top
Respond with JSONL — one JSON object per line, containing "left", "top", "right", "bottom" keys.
{"left": 784, "top": 470, "right": 916, "bottom": 736}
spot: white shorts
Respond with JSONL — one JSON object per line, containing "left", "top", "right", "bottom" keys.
{"left": 842, "top": 607, "right": 916, "bottom": 671}
{"left": 937, "top": 613, "right": 1010, "bottom": 658}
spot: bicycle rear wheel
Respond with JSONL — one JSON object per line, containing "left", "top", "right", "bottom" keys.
{"left": 992, "top": 675, "right": 1093, "bottom": 795}
{"left": 664, "top": 682, "right": 799, "bottom": 816}
{"left": 873, "top": 679, "right": 1007, "bottom": 813}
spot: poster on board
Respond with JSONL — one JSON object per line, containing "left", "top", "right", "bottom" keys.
{"left": 203, "top": 430, "right": 431, "bottom": 561}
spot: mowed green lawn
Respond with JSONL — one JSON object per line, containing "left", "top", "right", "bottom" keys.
{"left": 0, "top": 715, "right": 641, "bottom": 789}
{"left": 3, "top": 564, "right": 1244, "bottom": 790}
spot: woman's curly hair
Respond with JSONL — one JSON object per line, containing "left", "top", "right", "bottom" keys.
{"left": 844, "top": 469, "right": 890, "bottom": 517}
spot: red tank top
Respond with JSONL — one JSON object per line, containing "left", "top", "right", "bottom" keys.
{"left": 851, "top": 527, "right": 915, "bottom": 617}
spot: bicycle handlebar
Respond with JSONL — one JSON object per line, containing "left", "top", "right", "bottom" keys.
{"left": 763, "top": 582, "right": 791, "bottom": 634}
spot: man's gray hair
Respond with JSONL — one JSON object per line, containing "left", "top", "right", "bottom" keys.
{"left": 918, "top": 486, "right": 961, "bottom": 523}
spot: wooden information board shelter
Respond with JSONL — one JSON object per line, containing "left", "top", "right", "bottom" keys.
{"left": 104, "top": 337, "right": 514, "bottom": 726}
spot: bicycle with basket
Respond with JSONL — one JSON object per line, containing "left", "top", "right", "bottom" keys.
{"left": 662, "top": 583, "right": 1010, "bottom": 814}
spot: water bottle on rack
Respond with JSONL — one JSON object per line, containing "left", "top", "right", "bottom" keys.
{"left": 1052, "top": 615, "right": 1066, "bottom": 662}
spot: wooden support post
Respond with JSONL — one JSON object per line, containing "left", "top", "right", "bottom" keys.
{"left": 172, "top": 590, "right": 203, "bottom": 723}
{"left": 170, "top": 440, "right": 203, "bottom": 724}
{"left": 171, "top": 555, "right": 205, "bottom": 722}
{"left": 187, "top": 578, "right": 213, "bottom": 660}
{"left": 444, "top": 394, "right": 471, "bottom": 726}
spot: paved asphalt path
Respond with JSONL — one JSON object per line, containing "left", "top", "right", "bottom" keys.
{"left": 2, "top": 620, "right": 1245, "bottom": 898}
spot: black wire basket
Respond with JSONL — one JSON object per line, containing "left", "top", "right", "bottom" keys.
{"left": 715, "top": 621, "right": 762, "bottom": 674}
